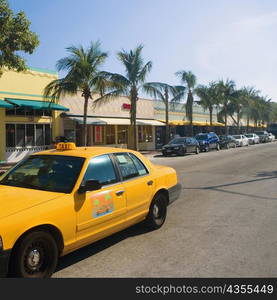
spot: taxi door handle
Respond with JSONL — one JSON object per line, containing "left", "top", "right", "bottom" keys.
{"left": 147, "top": 180, "right": 153, "bottom": 186}
{"left": 116, "top": 190, "right": 125, "bottom": 196}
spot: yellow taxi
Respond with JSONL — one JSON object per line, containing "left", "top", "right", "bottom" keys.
{"left": 0, "top": 143, "right": 181, "bottom": 278}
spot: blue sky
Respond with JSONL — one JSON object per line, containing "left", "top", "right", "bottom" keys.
{"left": 9, "top": 0, "right": 277, "bottom": 101}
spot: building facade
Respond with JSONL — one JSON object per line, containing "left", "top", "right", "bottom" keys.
{"left": 0, "top": 68, "right": 68, "bottom": 163}
{"left": 58, "top": 94, "right": 165, "bottom": 151}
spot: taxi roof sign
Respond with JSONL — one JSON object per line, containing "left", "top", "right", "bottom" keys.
{"left": 56, "top": 142, "right": 77, "bottom": 150}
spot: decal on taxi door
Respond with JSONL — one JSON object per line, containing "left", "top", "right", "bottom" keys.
{"left": 90, "top": 190, "right": 114, "bottom": 218}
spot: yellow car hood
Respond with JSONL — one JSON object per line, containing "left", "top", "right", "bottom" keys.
{"left": 0, "top": 185, "right": 62, "bottom": 219}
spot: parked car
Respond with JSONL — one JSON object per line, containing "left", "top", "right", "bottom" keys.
{"left": 195, "top": 132, "right": 220, "bottom": 152}
{"left": 162, "top": 137, "right": 200, "bottom": 156}
{"left": 233, "top": 135, "right": 249, "bottom": 147}
{"left": 254, "top": 131, "right": 270, "bottom": 143}
{"left": 0, "top": 142, "right": 181, "bottom": 278}
{"left": 268, "top": 132, "right": 275, "bottom": 142}
{"left": 218, "top": 135, "right": 237, "bottom": 149}
{"left": 244, "top": 133, "right": 260, "bottom": 145}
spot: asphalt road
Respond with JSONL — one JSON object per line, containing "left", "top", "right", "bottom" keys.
{"left": 53, "top": 142, "right": 277, "bottom": 277}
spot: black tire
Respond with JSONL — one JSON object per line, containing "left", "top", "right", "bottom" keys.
{"left": 10, "top": 231, "right": 58, "bottom": 278}
{"left": 195, "top": 147, "right": 200, "bottom": 154}
{"left": 145, "top": 193, "right": 167, "bottom": 230}
{"left": 178, "top": 148, "right": 185, "bottom": 156}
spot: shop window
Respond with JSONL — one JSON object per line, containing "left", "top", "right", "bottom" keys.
{"left": 26, "top": 124, "right": 35, "bottom": 146}
{"left": 6, "top": 124, "right": 15, "bottom": 147}
{"left": 6, "top": 124, "right": 51, "bottom": 147}
{"left": 138, "top": 126, "right": 153, "bottom": 143}
{"left": 94, "top": 125, "right": 104, "bottom": 144}
{"left": 6, "top": 108, "right": 16, "bottom": 115}
{"left": 6, "top": 108, "right": 53, "bottom": 117}
{"left": 16, "top": 124, "right": 25, "bottom": 146}
{"left": 106, "top": 125, "right": 116, "bottom": 144}
{"left": 35, "top": 124, "right": 44, "bottom": 146}
{"left": 64, "top": 129, "right": 75, "bottom": 143}
{"left": 117, "top": 125, "right": 128, "bottom": 144}
{"left": 45, "top": 124, "right": 51, "bottom": 145}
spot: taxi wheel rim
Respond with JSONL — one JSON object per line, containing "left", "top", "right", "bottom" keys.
{"left": 153, "top": 197, "right": 166, "bottom": 225}
{"left": 23, "top": 241, "right": 48, "bottom": 275}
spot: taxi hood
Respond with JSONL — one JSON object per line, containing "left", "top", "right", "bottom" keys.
{"left": 0, "top": 185, "right": 63, "bottom": 220}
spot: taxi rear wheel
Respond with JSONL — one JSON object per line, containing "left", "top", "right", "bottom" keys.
{"left": 145, "top": 193, "right": 167, "bottom": 230}
{"left": 10, "top": 231, "right": 58, "bottom": 278}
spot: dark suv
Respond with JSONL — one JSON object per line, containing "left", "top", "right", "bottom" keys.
{"left": 162, "top": 137, "right": 200, "bottom": 156}
{"left": 195, "top": 132, "right": 220, "bottom": 152}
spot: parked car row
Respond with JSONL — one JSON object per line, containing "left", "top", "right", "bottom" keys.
{"left": 161, "top": 130, "right": 275, "bottom": 156}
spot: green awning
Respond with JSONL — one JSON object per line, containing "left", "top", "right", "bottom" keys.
{"left": 0, "top": 100, "right": 13, "bottom": 108}
{"left": 5, "top": 98, "right": 69, "bottom": 111}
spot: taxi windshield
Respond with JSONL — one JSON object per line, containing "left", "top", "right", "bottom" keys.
{"left": 0, "top": 155, "right": 85, "bottom": 193}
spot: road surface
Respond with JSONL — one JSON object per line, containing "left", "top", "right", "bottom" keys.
{"left": 54, "top": 142, "right": 277, "bottom": 277}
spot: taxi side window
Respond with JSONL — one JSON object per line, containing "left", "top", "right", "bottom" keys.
{"left": 129, "top": 153, "right": 148, "bottom": 176}
{"left": 114, "top": 153, "right": 139, "bottom": 180}
{"left": 83, "top": 154, "right": 118, "bottom": 186}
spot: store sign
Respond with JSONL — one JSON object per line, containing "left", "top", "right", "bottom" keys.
{"left": 122, "top": 103, "right": 131, "bottom": 110}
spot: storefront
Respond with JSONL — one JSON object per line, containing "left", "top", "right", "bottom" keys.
{"left": 154, "top": 100, "right": 224, "bottom": 148}
{"left": 0, "top": 68, "right": 68, "bottom": 163}
{"left": 59, "top": 95, "right": 165, "bottom": 150}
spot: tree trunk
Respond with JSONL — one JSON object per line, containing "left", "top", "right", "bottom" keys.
{"left": 237, "top": 107, "right": 240, "bottom": 134}
{"left": 246, "top": 116, "right": 249, "bottom": 133}
{"left": 83, "top": 96, "right": 89, "bottom": 146}
{"left": 186, "top": 91, "right": 194, "bottom": 137}
{"left": 165, "top": 87, "right": 170, "bottom": 143}
{"left": 209, "top": 107, "right": 213, "bottom": 131}
{"left": 224, "top": 104, "right": 228, "bottom": 135}
{"left": 128, "top": 87, "right": 138, "bottom": 150}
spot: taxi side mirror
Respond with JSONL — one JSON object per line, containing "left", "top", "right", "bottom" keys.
{"left": 78, "top": 180, "right": 102, "bottom": 194}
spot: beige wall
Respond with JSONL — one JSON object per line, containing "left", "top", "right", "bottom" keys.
{"left": 60, "top": 94, "right": 155, "bottom": 119}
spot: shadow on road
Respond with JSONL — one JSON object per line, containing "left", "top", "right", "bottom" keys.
{"left": 55, "top": 222, "right": 151, "bottom": 274}
{"left": 184, "top": 173, "right": 277, "bottom": 201}
{"left": 153, "top": 153, "right": 196, "bottom": 158}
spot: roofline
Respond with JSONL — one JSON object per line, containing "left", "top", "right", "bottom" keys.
{"left": 28, "top": 67, "right": 58, "bottom": 75}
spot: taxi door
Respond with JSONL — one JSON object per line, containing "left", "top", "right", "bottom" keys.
{"left": 113, "top": 152, "right": 155, "bottom": 226}
{"left": 75, "top": 154, "right": 127, "bottom": 246}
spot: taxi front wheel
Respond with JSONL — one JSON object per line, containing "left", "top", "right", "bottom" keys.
{"left": 10, "top": 231, "right": 58, "bottom": 278}
{"left": 145, "top": 193, "right": 167, "bottom": 230}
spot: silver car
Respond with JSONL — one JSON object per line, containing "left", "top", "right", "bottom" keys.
{"left": 244, "top": 133, "right": 260, "bottom": 144}
{"left": 268, "top": 133, "right": 275, "bottom": 142}
{"left": 233, "top": 135, "right": 249, "bottom": 147}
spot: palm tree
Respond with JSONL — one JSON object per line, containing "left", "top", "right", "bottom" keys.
{"left": 214, "top": 79, "right": 236, "bottom": 135}
{"left": 195, "top": 81, "right": 218, "bottom": 128}
{"left": 175, "top": 71, "right": 196, "bottom": 136}
{"left": 240, "top": 87, "right": 260, "bottom": 132}
{"left": 44, "top": 41, "right": 112, "bottom": 146}
{"left": 94, "top": 45, "right": 152, "bottom": 150}
{"left": 143, "top": 82, "right": 185, "bottom": 143}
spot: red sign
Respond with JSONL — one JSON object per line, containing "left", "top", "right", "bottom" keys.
{"left": 95, "top": 126, "right": 103, "bottom": 143}
{"left": 122, "top": 103, "right": 131, "bottom": 110}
